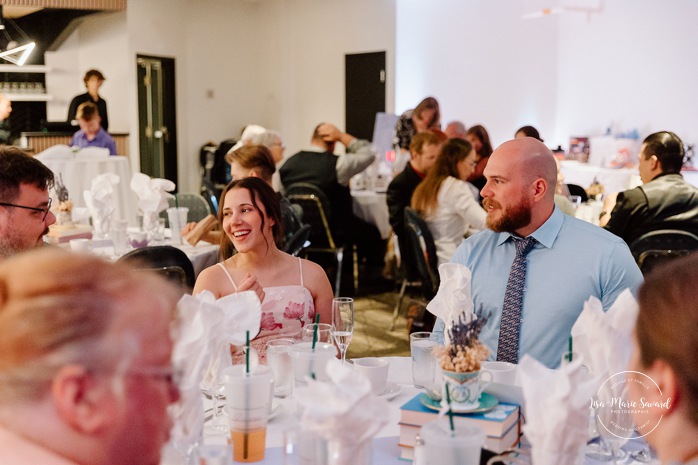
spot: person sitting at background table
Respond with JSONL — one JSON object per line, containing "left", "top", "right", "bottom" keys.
{"left": 465, "top": 124, "right": 494, "bottom": 203}
{"left": 0, "top": 248, "right": 180, "bottom": 465}
{"left": 250, "top": 129, "right": 286, "bottom": 191}
{"left": 0, "top": 93, "right": 12, "bottom": 144}
{"left": 628, "top": 253, "right": 698, "bottom": 463}
{"left": 0, "top": 147, "right": 55, "bottom": 260}
{"left": 393, "top": 97, "right": 441, "bottom": 164}
{"left": 514, "top": 125, "right": 543, "bottom": 141}
{"left": 70, "top": 102, "right": 117, "bottom": 155}
{"left": 387, "top": 131, "right": 442, "bottom": 267}
{"left": 433, "top": 137, "right": 643, "bottom": 368}
{"left": 193, "top": 177, "right": 333, "bottom": 362}
{"left": 67, "top": 69, "right": 108, "bottom": 131}
{"left": 444, "top": 120, "right": 467, "bottom": 140}
{"left": 411, "top": 138, "right": 486, "bottom": 265}
{"left": 181, "top": 144, "right": 303, "bottom": 249}
{"left": 601, "top": 131, "right": 698, "bottom": 245}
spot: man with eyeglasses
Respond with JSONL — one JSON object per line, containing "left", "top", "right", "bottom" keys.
{"left": 0, "top": 147, "right": 56, "bottom": 259}
{"left": 0, "top": 248, "right": 181, "bottom": 465}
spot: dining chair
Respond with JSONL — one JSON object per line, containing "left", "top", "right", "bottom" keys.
{"left": 117, "top": 245, "right": 196, "bottom": 291}
{"left": 391, "top": 207, "right": 439, "bottom": 331}
{"left": 162, "top": 193, "right": 212, "bottom": 226}
{"left": 283, "top": 223, "right": 312, "bottom": 257}
{"left": 629, "top": 229, "right": 698, "bottom": 275}
{"left": 565, "top": 183, "right": 588, "bottom": 202}
{"left": 286, "top": 182, "right": 358, "bottom": 297}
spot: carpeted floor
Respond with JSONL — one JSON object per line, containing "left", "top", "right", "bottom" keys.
{"left": 346, "top": 292, "right": 411, "bottom": 358}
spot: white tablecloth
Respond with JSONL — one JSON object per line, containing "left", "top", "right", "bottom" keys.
{"left": 39, "top": 156, "right": 139, "bottom": 226}
{"left": 351, "top": 190, "right": 392, "bottom": 240}
{"left": 170, "top": 356, "right": 656, "bottom": 465}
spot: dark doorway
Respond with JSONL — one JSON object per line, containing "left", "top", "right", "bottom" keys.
{"left": 137, "top": 55, "right": 178, "bottom": 189}
{"left": 345, "top": 51, "right": 386, "bottom": 142}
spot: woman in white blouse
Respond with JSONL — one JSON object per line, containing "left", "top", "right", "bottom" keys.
{"left": 411, "top": 138, "right": 486, "bottom": 265}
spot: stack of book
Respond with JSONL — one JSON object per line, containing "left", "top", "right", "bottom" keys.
{"left": 398, "top": 393, "right": 521, "bottom": 461}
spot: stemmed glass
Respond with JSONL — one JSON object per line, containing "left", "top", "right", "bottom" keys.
{"left": 200, "top": 344, "right": 228, "bottom": 434}
{"left": 332, "top": 297, "right": 354, "bottom": 365}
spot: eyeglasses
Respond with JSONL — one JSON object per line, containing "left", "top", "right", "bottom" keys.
{"left": 272, "top": 142, "right": 286, "bottom": 150}
{"left": 466, "top": 158, "right": 478, "bottom": 168}
{"left": 0, "top": 197, "right": 52, "bottom": 221}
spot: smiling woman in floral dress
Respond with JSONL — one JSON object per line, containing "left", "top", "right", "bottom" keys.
{"left": 194, "top": 177, "right": 333, "bottom": 362}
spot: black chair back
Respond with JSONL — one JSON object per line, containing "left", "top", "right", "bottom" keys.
{"left": 283, "top": 224, "right": 312, "bottom": 257}
{"left": 629, "top": 229, "right": 698, "bottom": 274}
{"left": 565, "top": 183, "right": 588, "bottom": 202}
{"left": 118, "top": 245, "right": 196, "bottom": 290}
{"left": 404, "top": 207, "right": 440, "bottom": 298}
{"left": 286, "top": 183, "right": 336, "bottom": 252}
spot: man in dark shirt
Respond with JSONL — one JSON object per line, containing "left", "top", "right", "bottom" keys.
{"left": 602, "top": 131, "right": 698, "bottom": 246}
{"left": 67, "top": 69, "right": 109, "bottom": 131}
{"left": 386, "top": 131, "right": 441, "bottom": 266}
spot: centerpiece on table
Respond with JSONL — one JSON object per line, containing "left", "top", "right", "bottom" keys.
{"left": 434, "top": 310, "right": 492, "bottom": 409}
{"left": 54, "top": 175, "right": 73, "bottom": 226}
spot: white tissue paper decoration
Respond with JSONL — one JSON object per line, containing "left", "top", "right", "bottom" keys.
{"left": 294, "top": 359, "right": 391, "bottom": 465}
{"left": 169, "top": 290, "right": 261, "bottom": 455}
{"left": 426, "top": 263, "right": 475, "bottom": 344}
{"left": 571, "top": 289, "right": 638, "bottom": 381}
{"left": 520, "top": 355, "right": 597, "bottom": 465}
{"left": 83, "top": 172, "right": 119, "bottom": 238}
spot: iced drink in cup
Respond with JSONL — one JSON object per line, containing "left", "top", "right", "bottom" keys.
{"left": 222, "top": 365, "right": 272, "bottom": 463}
{"left": 288, "top": 342, "right": 337, "bottom": 384}
{"left": 410, "top": 332, "right": 440, "bottom": 389}
{"left": 420, "top": 419, "right": 485, "bottom": 465}
{"left": 266, "top": 338, "right": 295, "bottom": 398}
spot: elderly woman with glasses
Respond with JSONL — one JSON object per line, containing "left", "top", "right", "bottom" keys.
{"left": 411, "top": 138, "right": 486, "bottom": 265}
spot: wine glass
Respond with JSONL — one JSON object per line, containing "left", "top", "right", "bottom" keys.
{"left": 201, "top": 344, "right": 228, "bottom": 434}
{"left": 332, "top": 297, "right": 354, "bottom": 365}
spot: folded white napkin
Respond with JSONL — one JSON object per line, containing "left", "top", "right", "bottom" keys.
{"left": 294, "top": 359, "right": 391, "bottom": 465}
{"left": 130, "top": 172, "right": 175, "bottom": 215}
{"left": 426, "top": 263, "right": 475, "bottom": 344}
{"left": 83, "top": 173, "right": 119, "bottom": 237}
{"left": 571, "top": 289, "right": 638, "bottom": 381}
{"left": 169, "top": 290, "right": 262, "bottom": 452}
{"left": 520, "top": 355, "right": 597, "bottom": 465}
{"left": 34, "top": 144, "right": 74, "bottom": 160}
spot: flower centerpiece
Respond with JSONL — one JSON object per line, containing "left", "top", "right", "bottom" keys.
{"left": 54, "top": 175, "right": 73, "bottom": 226}
{"left": 434, "top": 310, "right": 492, "bottom": 407}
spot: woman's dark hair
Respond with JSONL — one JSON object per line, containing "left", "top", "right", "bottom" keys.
{"left": 515, "top": 125, "right": 543, "bottom": 142}
{"left": 466, "top": 124, "right": 493, "bottom": 158}
{"left": 414, "top": 97, "right": 441, "bottom": 129}
{"left": 218, "top": 177, "right": 283, "bottom": 260}
{"left": 411, "top": 138, "right": 473, "bottom": 216}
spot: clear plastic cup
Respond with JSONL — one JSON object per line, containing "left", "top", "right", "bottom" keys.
{"left": 266, "top": 338, "right": 295, "bottom": 398}
{"left": 288, "top": 342, "right": 337, "bottom": 384}
{"left": 420, "top": 418, "right": 485, "bottom": 465}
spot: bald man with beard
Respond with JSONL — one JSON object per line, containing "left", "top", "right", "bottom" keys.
{"left": 432, "top": 137, "right": 643, "bottom": 368}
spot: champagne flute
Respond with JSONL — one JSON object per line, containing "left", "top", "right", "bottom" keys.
{"left": 332, "top": 297, "right": 354, "bottom": 365}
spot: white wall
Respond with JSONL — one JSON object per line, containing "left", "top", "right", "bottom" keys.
{"left": 396, "top": 0, "right": 698, "bottom": 152}
{"left": 43, "top": 0, "right": 698, "bottom": 193}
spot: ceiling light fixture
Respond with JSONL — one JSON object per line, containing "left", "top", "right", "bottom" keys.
{"left": 0, "top": 6, "right": 35, "bottom": 66}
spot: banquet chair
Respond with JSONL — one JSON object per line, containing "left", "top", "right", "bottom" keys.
{"left": 565, "top": 183, "right": 588, "bottom": 202}
{"left": 392, "top": 207, "right": 439, "bottom": 331}
{"left": 629, "top": 229, "right": 698, "bottom": 275}
{"left": 286, "top": 183, "right": 358, "bottom": 297}
{"left": 117, "top": 245, "right": 196, "bottom": 292}
{"left": 162, "top": 193, "right": 212, "bottom": 226}
{"left": 283, "top": 224, "right": 312, "bottom": 257}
